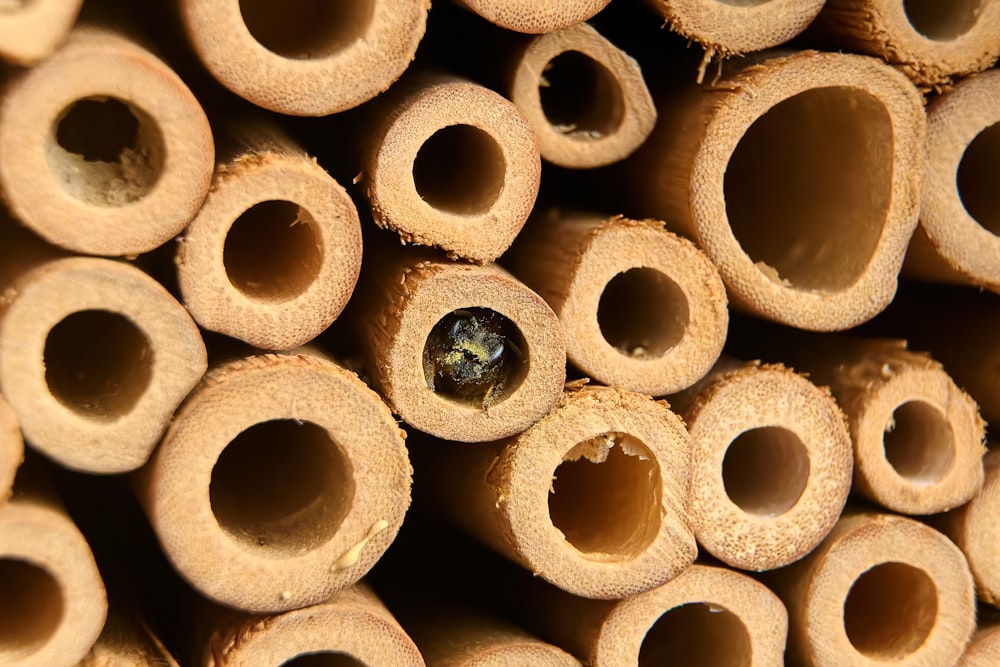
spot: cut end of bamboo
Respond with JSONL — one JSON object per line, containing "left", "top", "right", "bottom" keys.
{"left": 960, "top": 624, "right": 1000, "bottom": 667}
{"left": 456, "top": 0, "right": 610, "bottom": 34}
{"left": 0, "top": 0, "right": 82, "bottom": 65}
{"left": 0, "top": 395, "right": 23, "bottom": 503}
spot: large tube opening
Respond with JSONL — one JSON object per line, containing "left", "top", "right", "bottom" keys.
{"left": 0, "top": 559, "right": 64, "bottom": 662}
{"left": 843, "top": 562, "right": 938, "bottom": 659}
{"left": 957, "top": 122, "right": 1000, "bottom": 235}
{"left": 412, "top": 125, "right": 506, "bottom": 215}
{"left": 539, "top": 50, "right": 625, "bottom": 138}
{"left": 903, "top": 0, "right": 983, "bottom": 41}
{"left": 597, "top": 268, "right": 689, "bottom": 359}
{"left": 280, "top": 653, "right": 366, "bottom": 667}
{"left": 723, "top": 427, "right": 810, "bottom": 516}
{"left": 883, "top": 401, "right": 955, "bottom": 485}
{"left": 239, "top": 0, "right": 375, "bottom": 59}
{"left": 639, "top": 603, "right": 752, "bottom": 667}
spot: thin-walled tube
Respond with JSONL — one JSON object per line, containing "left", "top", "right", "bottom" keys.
{"left": 453, "top": 0, "right": 610, "bottom": 34}
{"left": 0, "top": 0, "right": 82, "bottom": 65}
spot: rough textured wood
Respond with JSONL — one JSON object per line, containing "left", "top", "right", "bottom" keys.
{"left": 0, "top": 393, "right": 22, "bottom": 503}
{"left": 0, "top": 0, "right": 82, "bottom": 65}
{"left": 454, "top": 0, "right": 609, "bottom": 34}
{"left": 960, "top": 623, "right": 1000, "bottom": 667}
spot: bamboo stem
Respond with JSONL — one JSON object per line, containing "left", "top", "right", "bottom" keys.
{"left": 0, "top": 0, "right": 82, "bottom": 65}
{"left": 0, "top": 394, "right": 22, "bottom": 503}
{"left": 79, "top": 608, "right": 179, "bottom": 667}
{"left": 960, "top": 622, "right": 1000, "bottom": 666}
{"left": 453, "top": 0, "right": 610, "bottom": 34}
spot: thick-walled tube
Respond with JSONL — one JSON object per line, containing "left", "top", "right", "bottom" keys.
{"left": 0, "top": 395, "right": 22, "bottom": 503}
{"left": 0, "top": 0, "right": 82, "bottom": 65}
{"left": 453, "top": 0, "right": 610, "bottom": 34}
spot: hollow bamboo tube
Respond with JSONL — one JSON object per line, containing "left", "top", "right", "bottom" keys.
{"left": 633, "top": 50, "right": 924, "bottom": 331}
{"left": 453, "top": 0, "right": 610, "bottom": 34}
{"left": 960, "top": 623, "right": 1000, "bottom": 667}
{"left": 507, "top": 23, "right": 656, "bottom": 168}
{"left": 675, "top": 361, "right": 853, "bottom": 571}
{"left": 362, "top": 75, "right": 541, "bottom": 262}
{"left": 178, "top": 121, "right": 362, "bottom": 350}
{"left": 766, "top": 511, "right": 975, "bottom": 667}
{"left": 0, "top": 22, "right": 214, "bottom": 257}
{"left": 905, "top": 70, "right": 1000, "bottom": 291}
{"left": 0, "top": 0, "right": 82, "bottom": 66}
{"left": 80, "top": 609, "right": 179, "bottom": 667}
{"left": 506, "top": 211, "right": 727, "bottom": 396}
{"left": 417, "top": 385, "right": 695, "bottom": 599}
{"left": 137, "top": 351, "right": 412, "bottom": 613}
{"left": 0, "top": 394, "right": 22, "bottom": 502}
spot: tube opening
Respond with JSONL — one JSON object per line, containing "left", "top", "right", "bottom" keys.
{"left": 423, "top": 308, "right": 529, "bottom": 410}
{"left": 0, "top": 559, "right": 64, "bottom": 662}
{"left": 723, "top": 427, "right": 810, "bottom": 516}
{"left": 597, "top": 268, "right": 689, "bottom": 359}
{"left": 639, "top": 603, "right": 752, "bottom": 667}
{"left": 280, "top": 653, "right": 366, "bottom": 667}
{"left": 539, "top": 50, "right": 626, "bottom": 139}
{"left": 224, "top": 200, "right": 324, "bottom": 302}
{"left": 843, "top": 562, "right": 938, "bottom": 659}
{"left": 239, "top": 0, "right": 375, "bottom": 59}
{"left": 958, "top": 122, "right": 1000, "bottom": 235}
{"left": 210, "top": 420, "right": 354, "bottom": 556}
{"left": 883, "top": 401, "right": 955, "bottom": 485}
{"left": 903, "top": 0, "right": 983, "bottom": 41}
{"left": 48, "top": 96, "right": 164, "bottom": 206}
{"left": 44, "top": 310, "right": 153, "bottom": 419}
{"left": 412, "top": 125, "right": 506, "bottom": 215}
{"left": 548, "top": 433, "right": 662, "bottom": 558}
{"left": 724, "top": 87, "right": 892, "bottom": 291}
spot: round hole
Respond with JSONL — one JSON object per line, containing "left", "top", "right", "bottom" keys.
{"left": 0, "top": 559, "right": 63, "bottom": 662}
{"left": 639, "top": 603, "right": 752, "bottom": 667}
{"left": 548, "top": 433, "right": 661, "bottom": 558}
{"left": 597, "top": 268, "right": 689, "bottom": 359}
{"left": 539, "top": 51, "right": 626, "bottom": 139}
{"left": 47, "top": 97, "right": 164, "bottom": 206}
{"left": 210, "top": 420, "right": 354, "bottom": 555}
{"left": 422, "top": 308, "right": 528, "bottom": 410}
{"left": 44, "top": 310, "right": 153, "bottom": 419}
{"left": 412, "top": 125, "right": 506, "bottom": 216}
{"left": 957, "top": 122, "right": 1000, "bottom": 235}
{"left": 883, "top": 401, "right": 955, "bottom": 485}
{"left": 239, "top": 0, "right": 375, "bottom": 59}
{"left": 223, "top": 200, "right": 324, "bottom": 302}
{"left": 280, "top": 653, "right": 366, "bottom": 667}
{"left": 903, "top": 0, "right": 983, "bottom": 41}
{"left": 724, "top": 87, "right": 892, "bottom": 291}
{"left": 722, "top": 427, "right": 810, "bottom": 517}
{"left": 843, "top": 562, "right": 938, "bottom": 659}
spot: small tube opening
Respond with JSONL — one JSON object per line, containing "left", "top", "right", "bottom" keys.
{"left": 597, "top": 268, "right": 689, "bottom": 359}
{"left": 0, "top": 559, "right": 64, "bottom": 662}
{"left": 724, "top": 87, "right": 892, "bottom": 291}
{"left": 548, "top": 433, "right": 661, "bottom": 558}
{"left": 239, "top": 0, "right": 375, "bottom": 59}
{"left": 723, "top": 427, "right": 810, "bottom": 516}
{"left": 957, "top": 122, "right": 1000, "bottom": 235}
{"left": 280, "top": 653, "right": 366, "bottom": 667}
{"left": 639, "top": 603, "right": 752, "bottom": 667}
{"left": 210, "top": 420, "right": 354, "bottom": 555}
{"left": 412, "top": 125, "right": 506, "bottom": 215}
{"left": 539, "top": 50, "right": 626, "bottom": 139}
{"left": 903, "top": 0, "right": 983, "bottom": 41}
{"left": 44, "top": 310, "right": 153, "bottom": 419}
{"left": 224, "top": 200, "right": 324, "bottom": 302}
{"left": 883, "top": 401, "right": 955, "bottom": 485}
{"left": 843, "top": 562, "right": 938, "bottom": 659}
{"left": 47, "top": 97, "right": 164, "bottom": 206}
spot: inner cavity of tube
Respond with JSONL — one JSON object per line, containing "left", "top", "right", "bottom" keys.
{"left": 548, "top": 432, "right": 661, "bottom": 558}
{"left": 279, "top": 653, "right": 366, "bottom": 667}
{"left": 47, "top": 96, "right": 164, "bottom": 206}
{"left": 883, "top": 401, "right": 955, "bottom": 485}
{"left": 958, "top": 122, "right": 1000, "bottom": 235}
{"left": 724, "top": 87, "right": 892, "bottom": 292}
{"left": 843, "top": 562, "right": 938, "bottom": 659}
{"left": 723, "top": 427, "right": 810, "bottom": 516}
{"left": 210, "top": 420, "right": 354, "bottom": 556}
{"left": 539, "top": 50, "right": 626, "bottom": 138}
{"left": 412, "top": 125, "right": 506, "bottom": 216}
{"left": 0, "top": 559, "right": 64, "bottom": 662}
{"left": 224, "top": 200, "right": 324, "bottom": 302}
{"left": 422, "top": 307, "right": 528, "bottom": 411}
{"left": 44, "top": 310, "right": 153, "bottom": 419}
{"left": 597, "top": 268, "right": 688, "bottom": 359}
{"left": 239, "top": 0, "right": 375, "bottom": 59}
{"left": 903, "top": 0, "right": 983, "bottom": 41}
{"left": 638, "top": 603, "right": 752, "bottom": 667}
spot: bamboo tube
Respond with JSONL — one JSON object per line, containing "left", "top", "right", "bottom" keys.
{"left": 179, "top": 0, "right": 427, "bottom": 116}
{"left": 177, "top": 121, "right": 362, "bottom": 350}
{"left": 137, "top": 351, "right": 412, "bottom": 613}
{"left": 0, "top": 0, "right": 82, "bottom": 66}
{"left": 960, "top": 623, "right": 1000, "bottom": 667}
{"left": 362, "top": 75, "right": 541, "bottom": 263}
{"left": 675, "top": 361, "right": 853, "bottom": 571}
{"left": 633, "top": 50, "right": 924, "bottom": 331}
{"left": 507, "top": 23, "right": 656, "bottom": 168}
{"left": 506, "top": 211, "right": 727, "bottom": 396}
{"left": 0, "top": 394, "right": 22, "bottom": 502}
{"left": 0, "top": 22, "right": 214, "bottom": 257}
{"left": 453, "top": 0, "right": 610, "bottom": 34}
{"left": 80, "top": 609, "right": 179, "bottom": 667}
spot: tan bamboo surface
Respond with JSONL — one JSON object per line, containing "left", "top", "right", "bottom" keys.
{"left": 0, "top": 0, "right": 82, "bottom": 65}
{"left": 362, "top": 74, "right": 541, "bottom": 262}
{"left": 0, "top": 393, "right": 22, "bottom": 502}
{"left": 453, "top": 0, "right": 610, "bottom": 34}
{"left": 137, "top": 351, "right": 412, "bottom": 613}
{"left": 960, "top": 622, "right": 1000, "bottom": 667}
{"left": 79, "top": 609, "right": 179, "bottom": 667}
{"left": 507, "top": 23, "right": 656, "bottom": 168}
{"left": 506, "top": 211, "right": 727, "bottom": 396}
{"left": 179, "top": 0, "right": 427, "bottom": 116}
{"left": 767, "top": 511, "right": 975, "bottom": 667}
{"left": 905, "top": 70, "right": 1000, "bottom": 291}
{"left": 633, "top": 50, "right": 924, "bottom": 331}
{"left": 0, "top": 21, "right": 214, "bottom": 257}
{"left": 178, "top": 121, "right": 362, "bottom": 350}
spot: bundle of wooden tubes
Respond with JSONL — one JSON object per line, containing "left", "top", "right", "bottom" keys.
{"left": 2, "top": 0, "right": 1000, "bottom": 665}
